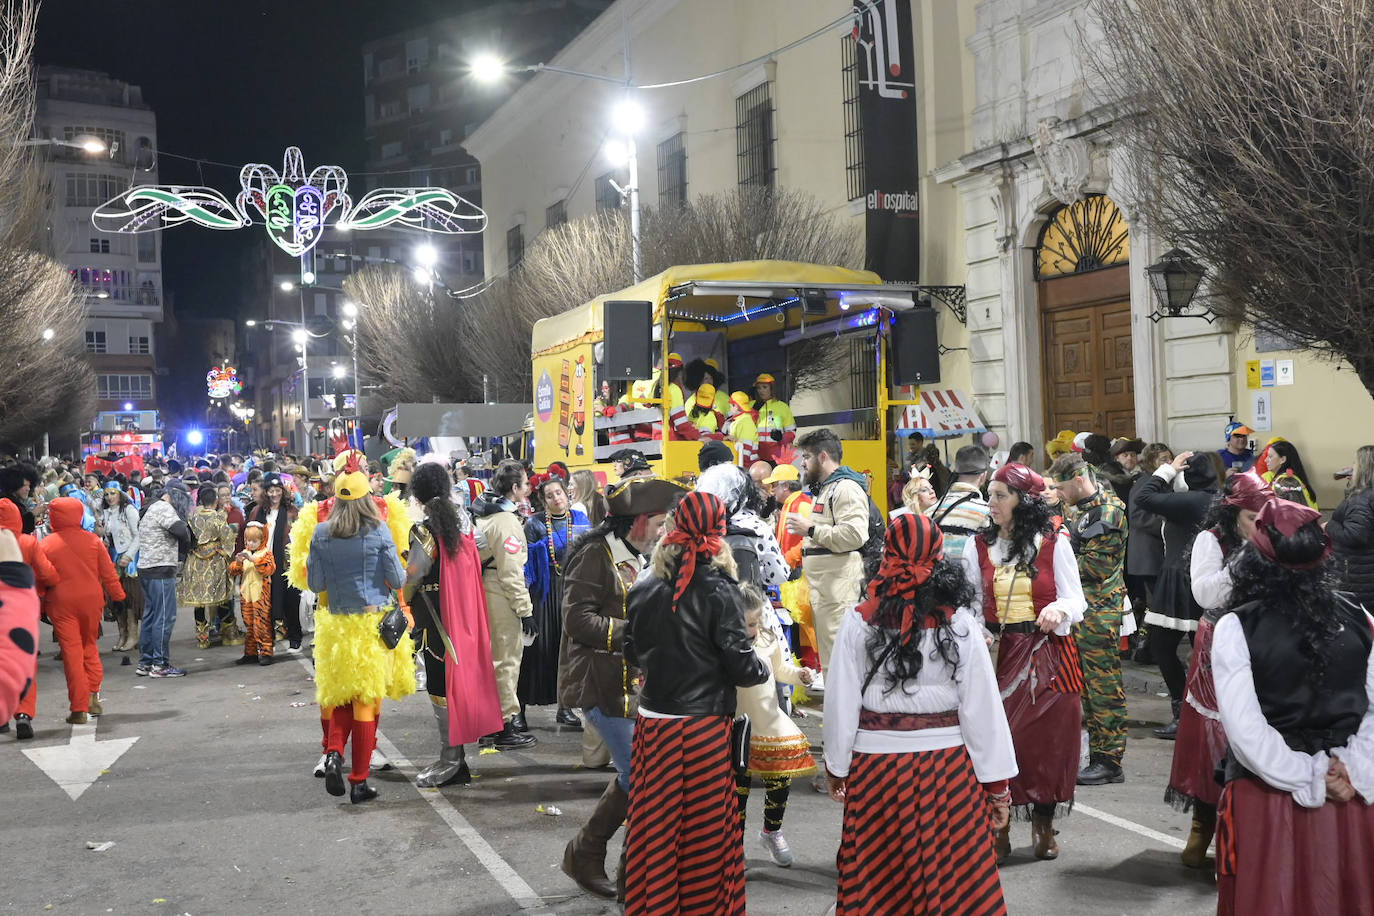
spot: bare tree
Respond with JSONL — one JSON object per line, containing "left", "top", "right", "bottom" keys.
{"left": 0, "top": 0, "right": 98, "bottom": 453}
{"left": 1097, "top": 0, "right": 1374, "bottom": 396}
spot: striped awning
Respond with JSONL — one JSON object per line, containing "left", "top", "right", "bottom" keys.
{"left": 895, "top": 388, "right": 987, "bottom": 439}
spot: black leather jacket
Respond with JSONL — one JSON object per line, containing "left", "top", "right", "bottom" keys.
{"left": 625, "top": 566, "right": 768, "bottom": 716}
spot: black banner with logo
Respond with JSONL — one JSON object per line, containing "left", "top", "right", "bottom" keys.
{"left": 853, "top": 0, "right": 919, "bottom": 283}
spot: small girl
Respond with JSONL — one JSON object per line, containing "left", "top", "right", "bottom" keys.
{"left": 230, "top": 522, "right": 277, "bottom": 665}
{"left": 735, "top": 584, "right": 818, "bottom": 867}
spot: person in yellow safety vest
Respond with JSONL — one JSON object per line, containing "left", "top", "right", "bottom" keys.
{"left": 683, "top": 384, "right": 724, "bottom": 439}
{"left": 618, "top": 353, "right": 685, "bottom": 440}
{"left": 724, "top": 391, "right": 760, "bottom": 465}
{"left": 753, "top": 373, "right": 796, "bottom": 463}
{"left": 703, "top": 358, "right": 731, "bottom": 416}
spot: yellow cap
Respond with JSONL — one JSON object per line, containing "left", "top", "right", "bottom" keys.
{"left": 704, "top": 358, "right": 720, "bottom": 371}
{"left": 762, "top": 463, "right": 800, "bottom": 485}
{"left": 729, "top": 391, "right": 752, "bottom": 412}
{"left": 667, "top": 352, "right": 684, "bottom": 368}
{"left": 695, "top": 384, "right": 716, "bottom": 408}
{"left": 755, "top": 373, "right": 775, "bottom": 386}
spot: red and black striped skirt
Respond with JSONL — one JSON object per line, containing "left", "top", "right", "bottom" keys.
{"left": 996, "top": 631, "right": 1081, "bottom": 811}
{"left": 624, "top": 715, "right": 743, "bottom": 916}
{"left": 1216, "top": 776, "right": 1374, "bottom": 915}
{"left": 1166, "top": 617, "right": 1227, "bottom": 810}
{"left": 835, "top": 746, "right": 1007, "bottom": 915}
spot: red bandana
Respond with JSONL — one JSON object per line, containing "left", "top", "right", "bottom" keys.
{"left": 993, "top": 462, "right": 1045, "bottom": 497}
{"left": 1250, "top": 499, "right": 1329, "bottom": 570}
{"left": 660, "top": 490, "right": 727, "bottom": 604}
{"left": 856, "top": 514, "right": 945, "bottom": 638}
{"left": 1223, "top": 470, "right": 1273, "bottom": 512}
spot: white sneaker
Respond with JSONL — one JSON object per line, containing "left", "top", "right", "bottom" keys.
{"left": 759, "top": 829, "right": 794, "bottom": 867}
{"left": 370, "top": 748, "right": 393, "bottom": 771}
{"left": 313, "top": 753, "right": 328, "bottom": 778}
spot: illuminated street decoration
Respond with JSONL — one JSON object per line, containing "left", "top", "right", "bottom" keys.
{"left": 207, "top": 365, "right": 243, "bottom": 400}
{"left": 92, "top": 146, "right": 486, "bottom": 256}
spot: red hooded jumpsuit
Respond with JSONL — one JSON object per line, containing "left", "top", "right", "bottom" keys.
{"left": 39, "top": 497, "right": 123, "bottom": 716}
{"left": 0, "top": 500, "right": 59, "bottom": 722}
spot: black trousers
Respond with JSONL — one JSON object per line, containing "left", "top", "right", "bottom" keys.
{"left": 1151, "top": 625, "right": 1189, "bottom": 704}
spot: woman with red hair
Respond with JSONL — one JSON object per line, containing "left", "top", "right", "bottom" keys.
{"left": 825, "top": 513, "right": 1016, "bottom": 915}
{"left": 962, "top": 462, "right": 1086, "bottom": 862}
{"left": 622, "top": 490, "right": 769, "bottom": 916}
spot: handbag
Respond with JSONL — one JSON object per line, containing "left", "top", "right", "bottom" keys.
{"left": 730, "top": 713, "right": 752, "bottom": 777}
{"left": 377, "top": 605, "right": 408, "bottom": 650}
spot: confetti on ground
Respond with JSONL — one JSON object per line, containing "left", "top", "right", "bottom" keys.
{"left": 479, "top": 747, "right": 500, "bottom": 756}
{"left": 152, "top": 900, "right": 166, "bottom": 905}
{"left": 536, "top": 805, "right": 562, "bottom": 816}
{"left": 86, "top": 840, "right": 115, "bottom": 852}
{"left": 250, "top": 696, "right": 262, "bottom": 701}
{"left": 289, "top": 702, "right": 308, "bottom": 708}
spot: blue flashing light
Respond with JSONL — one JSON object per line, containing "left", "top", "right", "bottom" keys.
{"left": 185, "top": 429, "right": 204, "bottom": 446}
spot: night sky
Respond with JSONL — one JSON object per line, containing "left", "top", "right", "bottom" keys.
{"left": 34, "top": 0, "right": 491, "bottom": 319}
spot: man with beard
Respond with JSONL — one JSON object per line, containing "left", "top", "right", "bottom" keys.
{"left": 785, "top": 429, "right": 870, "bottom": 671}
{"left": 558, "top": 476, "right": 687, "bottom": 900}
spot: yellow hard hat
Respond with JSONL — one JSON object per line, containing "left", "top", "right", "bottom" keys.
{"left": 694, "top": 384, "right": 716, "bottom": 408}
{"left": 762, "top": 463, "right": 800, "bottom": 485}
{"left": 755, "top": 373, "right": 775, "bottom": 386}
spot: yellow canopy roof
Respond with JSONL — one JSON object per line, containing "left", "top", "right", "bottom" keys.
{"left": 530, "top": 260, "right": 884, "bottom": 355}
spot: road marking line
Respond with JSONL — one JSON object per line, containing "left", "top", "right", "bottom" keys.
{"left": 295, "top": 654, "right": 553, "bottom": 914}
{"left": 1074, "top": 802, "right": 1186, "bottom": 850}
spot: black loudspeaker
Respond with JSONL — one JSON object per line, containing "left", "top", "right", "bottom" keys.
{"left": 602, "top": 300, "right": 653, "bottom": 380}
{"left": 890, "top": 307, "right": 940, "bottom": 386}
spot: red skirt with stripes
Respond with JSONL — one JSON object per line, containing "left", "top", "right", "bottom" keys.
{"left": 835, "top": 746, "right": 1007, "bottom": 916}
{"left": 1166, "top": 617, "right": 1227, "bottom": 810}
{"left": 624, "top": 715, "right": 744, "bottom": 916}
{"left": 1216, "top": 776, "right": 1374, "bottom": 915}
{"left": 996, "top": 632, "right": 1081, "bottom": 811}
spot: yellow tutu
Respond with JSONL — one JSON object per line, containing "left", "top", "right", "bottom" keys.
{"left": 313, "top": 607, "right": 416, "bottom": 708}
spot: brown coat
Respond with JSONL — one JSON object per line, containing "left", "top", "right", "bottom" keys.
{"left": 558, "top": 531, "right": 642, "bottom": 718}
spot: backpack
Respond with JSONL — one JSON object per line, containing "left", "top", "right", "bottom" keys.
{"left": 725, "top": 524, "right": 763, "bottom": 588}
{"left": 859, "top": 496, "right": 886, "bottom": 585}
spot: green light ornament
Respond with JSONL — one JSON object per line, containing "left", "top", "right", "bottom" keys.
{"left": 91, "top": 146, "right": 486, "bottom": 256}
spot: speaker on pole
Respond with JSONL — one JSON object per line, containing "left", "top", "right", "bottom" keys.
{"left": 890, "top": 307, "right": 940, "bottom": 386}
{"left": 602, "top": 299, "right": 653, "bottom": 380}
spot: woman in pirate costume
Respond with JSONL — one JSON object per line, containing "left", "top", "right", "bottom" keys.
{"left": 304, "top": 453, "right": 415, "bottom": 804}
{"left": 622, "top": 491, "right": 769, "bottom": 916}
{"left": 962, "top": 461, "right": 1086, "bottom": 862}
{"left": 1213, "top": 499, "right": 1374, "bottom": 915}
{"left": 405, "top": 461, "right": 503, "bottom": 788}
{"left": 825, "top": 514, "right": 1016, "bottom": 915}
{"left": 519, "top": 474, "right": 590, "bottom": 729}
{"left": 1165, "top": 471, "right": 1272, "bottom": 868}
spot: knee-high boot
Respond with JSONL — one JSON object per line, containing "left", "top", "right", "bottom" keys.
{"left": 1180, "top": 804, "right": 1216, "bottom": 868}
{"left": 416, "top": 698, "right": 469, "bottom": 788}
{"left": 561, "top": 777, "right": 628, "bottom": 899}
{"left": 1032, "top": 813, "right": 1059, "bottom": 860}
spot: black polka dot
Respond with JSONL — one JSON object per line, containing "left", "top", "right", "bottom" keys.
{"left": 8, "top": 627, "right": 35, "bottom": 654}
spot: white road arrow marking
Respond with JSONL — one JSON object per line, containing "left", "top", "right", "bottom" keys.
{"left": 22, "top": 721, "right": 139, "bottom": 800}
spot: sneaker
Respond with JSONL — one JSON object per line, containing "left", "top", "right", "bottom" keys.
{"left": 313, "top": 753, "right": 329, "bottom": 778}
{"left": 287, "top": 641, "right": 302, "bottom": 654}
{"left": 759, "top": 829, "right": 794, "bottom": 867}
{"left": 149, "top": 665, "right": 187, "bottom": 678}
{"left": 135, "top": 664, "right": 152, "bottom": 677}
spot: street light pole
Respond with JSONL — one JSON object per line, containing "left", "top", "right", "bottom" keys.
{"left": 627, "top": 135, "right": 641, "bottom": 283}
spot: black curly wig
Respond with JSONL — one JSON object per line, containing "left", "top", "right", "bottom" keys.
{"left": 978, "top": 490, "right": 1055, "bottom": 578}
{"left": 861, "top": 558, "right": 974, "bottom": 695}
{"left": 1227, "top": 521, "right": 1342, "bottom": 684}
{"left": 411, "top": 462, "right": 462, "bottom": 555}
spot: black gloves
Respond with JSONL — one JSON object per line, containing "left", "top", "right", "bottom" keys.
{"left": 520, "top": 616, "right": 538, "bottom": 637}
{"left": 770, "top": 430, "right": 783, "bottom": 442}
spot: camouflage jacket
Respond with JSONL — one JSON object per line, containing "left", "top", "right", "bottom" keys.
{"left": 1068, "top": 487, "right": 1127, "bottom": 610}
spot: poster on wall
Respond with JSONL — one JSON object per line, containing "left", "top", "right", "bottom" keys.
{"left": 852, "top": 0, "right": 920, "bottom": 283}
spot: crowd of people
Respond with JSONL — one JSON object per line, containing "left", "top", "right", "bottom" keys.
{"left": 2, "top": 415, "right": 1373, "bottom": 915}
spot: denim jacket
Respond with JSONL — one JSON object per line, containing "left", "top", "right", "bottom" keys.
{"left": 306, "top": 519, "right": 404, "bottom": 612}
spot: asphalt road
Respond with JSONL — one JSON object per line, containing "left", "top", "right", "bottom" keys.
{"left": 3, "top": 618, "right": 1218, "bottom": 916}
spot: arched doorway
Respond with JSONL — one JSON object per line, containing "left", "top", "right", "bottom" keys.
{"left": 1036, "top": 194, "right": 1134, "bottom": 439}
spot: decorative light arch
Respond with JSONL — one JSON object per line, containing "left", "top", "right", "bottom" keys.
{"left": 91, "top": 146, "right": 487, "bottom": 255}
{"left": 1034, "top": 193, "right": 1129, "bottom": 280}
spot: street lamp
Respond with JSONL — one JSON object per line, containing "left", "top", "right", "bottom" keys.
{"left": 244, "top": 319, "right": 257, "bottom": 327}
{"left": 414, "top": 243, "right": 438, "bottom": 268}
{"left": 279, "top": 280, "right": 294, "bottom": 293}
{"left": 291, "top": 328, "right": 309, "bottom": 345}
{"left": 607, "top": 96, "right": 644, "bottom": 282}
{"left": 41, "top": 327, "right": 54, "bottom": 341}
{"left": 331, "top": 364, "right": 346, "bottom": 379}
{"left": 1146, "top": 248, "right": 1216, "bottom": 323}
{"left": 470, "top": 53, "right": 506, "bottom": 83}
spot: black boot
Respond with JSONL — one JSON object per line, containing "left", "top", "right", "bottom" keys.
{"left": 1154, "top": 700, "right": 1181, "bottom": 739}
{"left": 350, "top": 781, "right": 379, "bottom": 804}
{"left": 493, "top": 718, "right": 537, "bottom": 750}
{"left": 1077, "top": 753, "right": 1125, "bottom": 786}
{"left": 14, "top": 714, "right": 32, "bottom": 740}
{"left": 556, "top": 706, "right": 583, "bottom": 729}
{"left": 511, "top": 708, "right": 529, "bottom": 733}
{"left": 323, "top": 750, "right": 346, "bottom": 797}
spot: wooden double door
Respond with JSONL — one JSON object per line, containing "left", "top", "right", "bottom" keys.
{"left": 1040, "top": 265, "right": 1135, "bottom": 440}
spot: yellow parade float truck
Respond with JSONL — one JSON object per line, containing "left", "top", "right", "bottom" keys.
{"left": 528, "top": 260, "right": 975, "bottom": 513}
